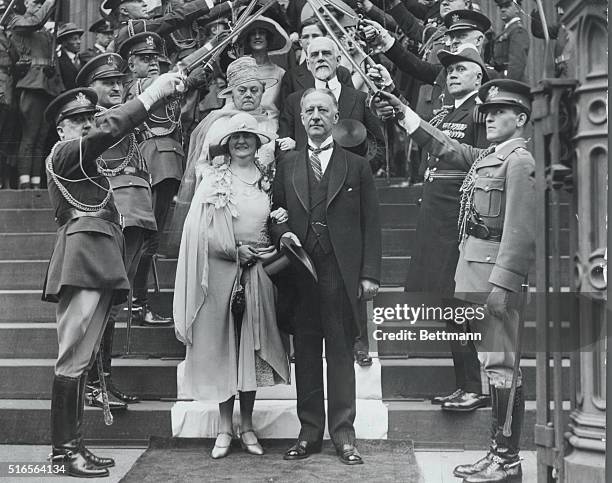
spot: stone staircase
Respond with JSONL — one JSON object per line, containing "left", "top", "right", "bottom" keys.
{"left": 0, "top": 186, "right": 570, "bottom": 448}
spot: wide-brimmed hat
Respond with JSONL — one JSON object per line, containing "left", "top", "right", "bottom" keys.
{"left": 477, "top": 79, "right": 532, "bottom": 115}
{"left": 216, "top": 112, "right": 277, "bottom": 148}
{"left": 217, "top": 56, "right": 278, "bottom": 99}
{"left": 438, "top": 44, "right": 489, "bottom": 81}
{"left": 236, "top": 16, "right": 291, "bottom": 55}
{"left": 57, "top": 22, "right": 85, "bottom": 42}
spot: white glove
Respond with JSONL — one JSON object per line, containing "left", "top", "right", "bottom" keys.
{"left": 281, "top": 232, "right": 302, "bottom": 247}
{"left": 367, "top": 63, "right": 394, "bottom": 90}
{"left": 360, "top": 19, "right": 395, "bottom": 53}
{"left": 138, "top": 72, "right": 186, "bottom": 110}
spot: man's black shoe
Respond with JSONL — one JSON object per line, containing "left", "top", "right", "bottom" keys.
{"left": 107, "top": 379, "right": 140, "bottom": 403}
{"left": 463, "top": 455, "right": 522, "bottom": 482}
{"left": 355, "top": 351, "right": 373, "bottom": 367}
{"left": 442, "top": 392, "right": 490, "bottom": 412}
{"left": 454, "top": 452, "right": 495, "bottom": 478}
{"left": 283, "top": 440, "right": 322, "bottom": 460}
{"left": 432, "top": 388, "right": 463, "bottom": 405}
{"left": 337, "top": 444, "right": 364, "bottom": 465}
{"left": 85, "top": 386, "right": 128, "bottom": 411}
{"left": 133, "top": 304, "right": 173, "bottom": 326}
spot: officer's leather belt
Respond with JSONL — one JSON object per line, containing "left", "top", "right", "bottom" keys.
{"left": 424, "top": 168, "right": 466, "bottom": 182}
{"left": 56, "top": 208, "right": 123, "bottom": 228}
{"left": 116, "top": 166, "right": 151, "bottom": 184}
{"left": 466, "top": 220, "right": 502, "bottom": 242}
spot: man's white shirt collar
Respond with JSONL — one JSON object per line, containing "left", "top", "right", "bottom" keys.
{"left": 454, "top": 90, "right": 478, "bottom": 109}
{"left": 308, "top": 135, "right": 334, "bottom": 174}
{"left": 314, "top": 76, "right": 341, "bottom": 100}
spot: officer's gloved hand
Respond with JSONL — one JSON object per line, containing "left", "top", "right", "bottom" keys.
{"left": 486, "top": 285, "right": 511, "bottom": 320}
{"left": 138, "top": 72, "right": 186, "bottom": 109}
{"left": 359, "top": 19, "right": 394, "bottom": 53}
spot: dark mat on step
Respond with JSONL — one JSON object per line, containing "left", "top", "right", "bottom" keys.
{"left": 120, "top": 436, "right": 420, "bottom": 482}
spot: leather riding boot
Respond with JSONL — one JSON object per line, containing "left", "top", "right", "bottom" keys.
{"left": 453, "top": 385, "right": 499, "bottom": 479}
{"left": 101, "top": 318, "right": 140, "bottom": 403}
{"left": 50, "top": 375, "right": 109, "bottom": 478}
{"left": 463, "top": 386, "right": 524, "bottom": 482}
{"left": 77, "top": 373, "right": 115, "bottom": 469}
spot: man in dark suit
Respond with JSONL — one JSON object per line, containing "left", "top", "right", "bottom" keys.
{"left": 278, "top": 36, "right": 385, "bottom": 169}
{"left": 278, "top": 17, "right": 354, "bottom": 110}
{"left": 56, "top": 22, "right": 85, "bottom": 90}
{"left": 272, "top": 88, "right": 381, "bottom": 466}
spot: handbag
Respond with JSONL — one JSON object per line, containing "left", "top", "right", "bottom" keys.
{"left": 231, "top": 251, "right": 246, "bottom": 319}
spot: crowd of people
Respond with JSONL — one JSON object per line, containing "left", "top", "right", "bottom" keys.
{"left": 0, "top": 0, "right": 575, "bottom": 481}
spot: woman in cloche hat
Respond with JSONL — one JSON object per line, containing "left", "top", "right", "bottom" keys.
{"left": 174, "top": 112, "right": 290, "bottom": 460}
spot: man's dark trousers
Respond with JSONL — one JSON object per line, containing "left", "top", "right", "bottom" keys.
{"left": 294, "top": 249, "right": 357, "bottom": 447}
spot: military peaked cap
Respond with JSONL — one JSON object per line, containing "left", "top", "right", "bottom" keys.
{"left": 76, "top": 53, "right": 126, "bottom": 87}
{"left": 44, "top": 88, "right": 98, "bottom": 125}
{"left": 438, "top": 44, "right": 489, "bottom": 81}
{"left": 444, "top": 9, "right": 491, "bottom": 33}
{"left": 478, "top": 79, "right": 532, "bottom": 115}
{"left": 89, "top": 18, "right": 115, "bottom": 34}
{"left": 118, "top": 31, "right": 163, "bottom": 59}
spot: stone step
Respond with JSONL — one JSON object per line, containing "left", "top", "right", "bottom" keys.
{"left": 0, "top": 204, "right": 422, "bottom": 233}
{"left": 0, "top": 255, "right": 421, "bottom": 289}
{"left": 0, "top": 228, "right": 424, "bottom": 260}
{"left": 387, "top": 400, "right": 569, "bottom": 451}
{"left": 0, "top": 190, "right": 52, "bottom": 209}
{"left": 0, "top": 398, "right": 564, "bottom": 449}
{"left": 0, "top": 399, "right": 172, "bottom": 445}
{"left": 0, "top": 358, "right": 383, "bottom": 400}
{"left": 380, "top": 357, "right": 570, "bottom": 401}
{"left": 0, "top": 291, "right": 174, "bottom": 322}
{"left": 0, "top": 356, "right": 548, "bottom": 400}
{"left": 0, "top": 323, "right": 185, "bottom": 359}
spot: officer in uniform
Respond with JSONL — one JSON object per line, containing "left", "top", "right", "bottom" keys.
{"left": 368, "top": 9, "right": 492, "bottom": 121}
{"left": 491, "top": 0, "right": 529, "bottom": 82}
{"left": 7, "top": 0, "right": 64, "bottom": 189}
{"left": 373, "top": 78, "right": 535, "bottom": 483}
{"left": 43, "top": 72, "right": 184, "bottom": 478}
{"left": 76, "top": 53, "right": 158, "bottom": 409}
{"left": 116, "top": 32, "right": 174, "bottom": 324}
{"left": 397, "top": 44, "right": 491, "bottom": 412}
{"left": 56, "top": 22, "right": 85, "bottom": 90}
{"left": 80, "top": 19, "right": 115, "bottom": 65}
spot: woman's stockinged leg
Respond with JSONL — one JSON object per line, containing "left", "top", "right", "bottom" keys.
{"left": 239, "top": 391, "right": 256, "bottom": 431}
{"left": 218, "top": 396, "right": 235, "bottom": 434}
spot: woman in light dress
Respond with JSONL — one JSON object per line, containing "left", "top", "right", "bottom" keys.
{"left": 173, "top": 112, "right": 290, "bottom": 459}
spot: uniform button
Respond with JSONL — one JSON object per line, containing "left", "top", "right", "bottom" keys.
{"left": 485, "top": 256, "right": 491, "bottom": 262}
{"left": 484, "top": 186, "right": 490, "bottom": 191}
{"left": 129, "top": 181, "right": 133, "bottom": 185}
{"left": 487, "top": 173, "right": 492, "bottom": 177}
